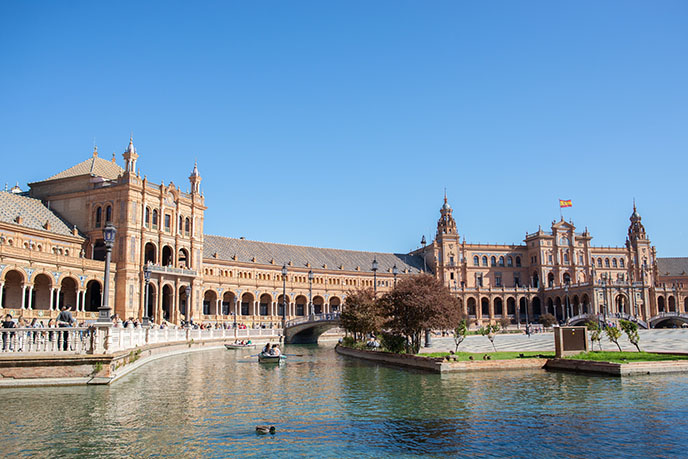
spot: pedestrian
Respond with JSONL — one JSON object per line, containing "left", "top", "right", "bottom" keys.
{"left": 2, "top": 314, "right": 16, "bottom": 352}
{"left": 56, "top": 305, "right": 75, "bottom": 351}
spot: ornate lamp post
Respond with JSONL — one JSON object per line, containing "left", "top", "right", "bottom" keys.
{"left": 98, "top": 223, "right": 117, "bottom": 323}
{"left": 308, "top": 269, "right": 314, "bottom": 317}
{"left": 565, "top": 283, "right": 570, "bottom": 321}
{"left": 392, "top": 264, "right": 399, "bottom": 288}
{"left": 372, "top": 258, "right": 378, "bottom": 293}
{"left": 281, "top": 264, "right": 288, "bottom": 327}
{"left": 143, "top": 265, "right": 151, "bottom": 326}
{"left": 421, "top": 235, "right": 427, "bottom": 272}
{"left": 185, "top": 285, "right": 191, "bottom": 325}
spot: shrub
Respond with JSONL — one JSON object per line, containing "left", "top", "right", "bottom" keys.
{"left": 586, "top": 320, "right": 602, "bottom": 351}
{"left": 619, "top": 320, "right": 641, "bottom": 352}
{"left": 539, "top": 313, "right": 557, "bottom": 328}
{"left": 498, "top": 317, "right": 510, "bottom": 331}
{"left": 478, "top": 324, "right": 500, "bottom": 351}
{"left": 341, "top": 336, "right": 356, "bottom": 348}
{"left": 605, "top": 324, "right": 623, "bottom": 352}
{"left": 380, "top": 332, "right": 407, "bottom": 354}
{"left": 453, "top": 319, "right": 468, "bottom": 353}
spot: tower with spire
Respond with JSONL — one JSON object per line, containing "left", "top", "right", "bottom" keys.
{"left": 189, "top": 161, "right": 202, "bottom": 194}
{"left": 434, "top": 192, "right": 461, "bottom": 289}
{"left": 122, "top": 136, "right": 138, "bottom": 174}
{"left": 626, "top": 201, "right": 654, "bottom": 286}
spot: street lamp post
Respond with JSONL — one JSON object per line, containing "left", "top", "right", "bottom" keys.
{"left": 421, "top": 235, "right": 427, "bottom": 272}
{"left": 393, "top": 264, "right": 398, "bottom": 288}
{"left": 308, "top": 269, "right": 314, "bottom": 317}
{"left": 281, "top": 264, "right": 288, "bottom": 327}
{"left": 185, "top": 285, "right": 191, "bottom": 325}
{"left": 372, "top": 258, "right": 378, "bottom": 293}
{"left": 143, "top": 265, "right": 151, "bottom": 326}
{"left": 98, "top": 223, "right": 117, "bottom": 323}
{"left": 565, "top": 284, "right": 570, "bottom": 322}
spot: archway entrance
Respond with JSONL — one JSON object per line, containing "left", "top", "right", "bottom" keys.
{"left": 85, "top": 280, "right": 102, "bottom": 312}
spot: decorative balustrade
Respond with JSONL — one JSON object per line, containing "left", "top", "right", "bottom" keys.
{"left": 285, "top": 313, "right": 340, "bottom": 328}
{"left": 0, "top": 326, "right": 281, "bottom": 355}
{"left": 147, "top": 264, "right": 198, "bottom": 277}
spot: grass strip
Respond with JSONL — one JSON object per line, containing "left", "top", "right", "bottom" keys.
{"left": 417, "top": 351, "right": 554, "bottom": 361}
{"left": 566, "top": 351, "right": 688, "bottom": 364}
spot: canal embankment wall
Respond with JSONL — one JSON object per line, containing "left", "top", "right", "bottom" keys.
{"left": 335, "top": 345, "right": 547, "bottom": 373}
{"left": 0, "top": 336, "right": 279, "bottom": 388}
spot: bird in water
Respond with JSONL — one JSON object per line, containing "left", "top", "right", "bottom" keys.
{"left": 256, "top": 425, "right": 276, "bottom": 435}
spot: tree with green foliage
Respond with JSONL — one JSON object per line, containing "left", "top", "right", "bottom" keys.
{"left": 453, "top": 319, "right": 468, "bottom": 353}
{"left": 619, "top": 319, "right": 641, "bottom": 352}
{"left": 379, "top": 273, "right": 462, "bottom": 354}
{"left": 339, "top": 288, "right": 381, "bottom": 341}
{"left": 539, "top": 313, "right": 557, "bottom": 328}
{"left": 605, "top": 323, "right": 623, "bottom": 352}
{"left": 586, "top": 320, "right": 603, "bottom": 351}
{"left": 479, "top": 324, "right": 500, "bottom": 351}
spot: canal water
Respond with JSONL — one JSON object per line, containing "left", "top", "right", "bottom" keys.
{"left": 1, "top": 344, "right": 687, "bottom": 458}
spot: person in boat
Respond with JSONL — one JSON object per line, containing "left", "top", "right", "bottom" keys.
{"left": 246, "top": 339, "right": 252, "bottom": 345}
{"left": 262, "top": 342, "right": 271, "bottom": 354}
{"left": 269, "top": 344, "right": 281, "bottom": 356}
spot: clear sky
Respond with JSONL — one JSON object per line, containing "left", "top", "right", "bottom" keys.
{"left": 1, "top": 1, "right": 686, "bottom": 256}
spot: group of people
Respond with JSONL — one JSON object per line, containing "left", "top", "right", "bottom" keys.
{"left": 2, "top": 305, "right": 77, "bottom": 351}
{"left": 262, "top": 343, "right": 281, "bottom": 356}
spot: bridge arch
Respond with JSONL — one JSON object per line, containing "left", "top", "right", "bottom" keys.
{"left": 284, "top": 313, "right": 341, "bottom": 344}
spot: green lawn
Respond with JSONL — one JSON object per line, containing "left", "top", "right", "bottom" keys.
{"left": 566, "top": 351, "right": 688, "bottom": 364}
{"left": 417, "top": 351, "right": 554, "bottom": 361}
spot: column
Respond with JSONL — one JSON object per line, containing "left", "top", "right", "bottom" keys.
{"left": 76, "top": 289, "right": 81, "bottom": 312}
{"left": 173, "top": 279, "right": 180, "bottom": 324}
{"left": 0, "top": 282, "right": 4, "bottom": 308}
{"left": 49, "top": 287, "right": 55, "bottom": 311}
{"left": 27, "top": 286, "right": 34, "bottom": 309}
{"left": 55, "top": 288, "right": 62, "bottom": 311}
{"left": 216, "top": 298, "right": 221, "bottom": 322}
{"left": 21, "top": 285, "right": 27, "bottom": 309}
{"left": 157, "top": 281, "right": 164, "bottom": 324}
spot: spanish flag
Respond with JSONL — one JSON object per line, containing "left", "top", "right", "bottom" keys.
{"left": 559, "top": 199, "right": 572, "bottom": 208}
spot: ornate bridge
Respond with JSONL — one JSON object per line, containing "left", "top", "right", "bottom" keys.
{"left": 566, "top": 313, "right": 649, "bottom": 329}
{"left": 284, "top": 313, "right": 341, "bottom": 344}
{"left": 648, "top": 312, "right": 688, "bottom": 328}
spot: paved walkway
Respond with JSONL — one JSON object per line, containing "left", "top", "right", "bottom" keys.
{"left": 424, "top": 329, "right": 688, "bottom": 354}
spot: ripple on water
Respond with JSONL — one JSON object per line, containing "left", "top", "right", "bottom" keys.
{"left": 1, "top": 346, "right": 688, "bottom": 457}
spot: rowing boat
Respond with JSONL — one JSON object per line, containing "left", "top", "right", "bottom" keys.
{"left": 258, "top": 353, "right": 286, "bottom": 363}
{"left": 224, "top": 343, "right": 256, "bottom": 350}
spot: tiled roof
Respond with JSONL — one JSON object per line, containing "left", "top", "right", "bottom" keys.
{"left": 42, "top": 154, "right": 124, "bottom": 182}
{"left": 0, "top": 191, "right": 81, "bottom": 238}
{"left": 203, "top": 235, "right": 424, "bottom": 274}
{"left": 657, "top": 257, "right": 688, "bottom": 276}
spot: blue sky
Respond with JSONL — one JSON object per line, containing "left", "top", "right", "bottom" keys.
{"left": 1, "top": 1, "right": 686, "bottom": 256}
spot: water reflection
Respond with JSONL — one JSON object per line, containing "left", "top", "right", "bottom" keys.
{"left": 0, "top": 345, "right": 687, "bottom": 457}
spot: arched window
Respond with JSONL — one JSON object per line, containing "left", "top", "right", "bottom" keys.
{"left": 490, "top": 256, "right": 496, "bottom": 267}
{"left": 605, "top": 258, "right": 610, "bottom": 268}
{"left": 620, "top": 259, "right": 625, "bottom": 268}
{"left": 179, "top": 215, "right": 184, "bottom": 233}
{"left": 515, "top": 256, "right": 521, "bottom": 267}
{"left": 185, "top": 217, "right": 190, "bottom": 236}
{"left": 95, "top": 206, "right": 102, "bottom": 228}
{"left": 145, "top": 207, "right": 150, "bottom": 228}
{"left": 498, "top": 256, "right": 505, "bottom": 267}
{"left": 564, "top": 253, "right": 569, "bottom": 263}
{"left": 507, "top": 256, "right": 513, "bottom": 267}
{"left": 152, "top": 210, "right": 159, "bottom": 229}
{"left": 482, "top": 256, "right": 488, "bottom": 266}
{"left": 597, "top": 258, "right": 602, "bottom": 268}
{"left": 105, "top": 205, "right": 112, "bottom": 223}
{"left": 612, "top": 258, "right": 617, "bottom": 268}
{"left": 473, "top": 256, "right": 479, "bottom": 266}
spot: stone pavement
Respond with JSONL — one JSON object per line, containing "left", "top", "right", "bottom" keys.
{"left": 424, "top": 329, "right": 688, "bottom": 354}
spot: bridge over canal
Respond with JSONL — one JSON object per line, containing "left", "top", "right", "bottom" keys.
{"left": 284, "top": 313, "right": 341, "bottom": 344}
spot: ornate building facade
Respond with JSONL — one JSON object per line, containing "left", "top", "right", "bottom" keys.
{"left": 0, "top": 140, "right": 685, "bottom": 328}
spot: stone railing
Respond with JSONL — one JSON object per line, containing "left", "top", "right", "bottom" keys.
{"left": 1, "top": 326, "right": 281, "bottom": 355}
{"left": 1, "top": 327, "right": 92, "bottom": 354}
{"left": 285, "top": 313, "right": 340, "bottom": 328}
{"left": 147, "top": 264, "right": 198, "bottom": 277}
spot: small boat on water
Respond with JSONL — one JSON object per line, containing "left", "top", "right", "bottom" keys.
{"left": 258, "top": 352, "right": 286, "bottom": 363}
{"left": 225, "top": 343, "right": 256, "bottom": 350}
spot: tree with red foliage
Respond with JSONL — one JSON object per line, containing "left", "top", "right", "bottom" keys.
{"left": 378, "top": 273, "right": 462, "bottom": 353}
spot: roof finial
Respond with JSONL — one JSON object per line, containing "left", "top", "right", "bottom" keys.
{"left": 633, "top": 197, "right": 636, "bottom": 212}
{"left": 93, "top": 145, "right": 98, "bottom": 157}
{"left": 444, "top": 187, "right": 447, "bottom": 204}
